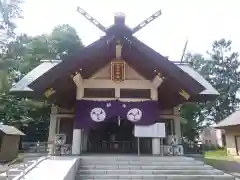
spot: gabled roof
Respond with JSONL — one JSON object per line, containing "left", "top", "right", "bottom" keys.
{"left": 27, "top": 24, "right": 205, "bottom": 98}
{"left": 123, "top": 37, "right": 204, "bottom": 95}
{"left": 176, "top": 63, "right": 219, "bottom": 101}
{"left": 215, "top": 110, "right": 240, "bottom": 128}
{"left": 0, "top": 125, "right": 25, "bottom": 136}
{"left": 10, "top": 18, "right": 220, "bottom": 108}
{"left": 29, "top": 36, "right": 114, "bottom": 93}
{"left": 10, "top": 60, "right": 60, "bottom": 92}
{"left": 10, "top": 60, "right": 219, "bottom": 101}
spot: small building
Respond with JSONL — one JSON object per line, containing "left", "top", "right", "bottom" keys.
{"left": 199, "top": 127, "right": 223, "bottom": 147}
{"left": 0, "top": 125, "right": 25, "bottom": 162}
{"left": 215, "top": 110, "right": 240, "bottom": 156}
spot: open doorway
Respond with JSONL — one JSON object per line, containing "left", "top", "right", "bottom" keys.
{"left": 87, "top": 117, "right": 137, "bottom": 153}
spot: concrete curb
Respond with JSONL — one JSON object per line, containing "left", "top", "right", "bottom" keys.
{"left": 12, "top": 156, "right": 50, "bottom": 180}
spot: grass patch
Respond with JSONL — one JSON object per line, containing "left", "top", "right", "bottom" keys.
{"left": 204, "top": 149, "right": 227, "bottom": 157}
{"left": 204, "top": 149, "right": 236, "bottom": 162}
{"left": 202, "top": 149, "right": 240, "bottom": 176}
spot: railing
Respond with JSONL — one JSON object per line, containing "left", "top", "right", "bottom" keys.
{"left": 183, "top": 142, "right": 203, "bottom": 154}
{"left": 4, "top": 154, "right": 50, "bottom": 180}
{"left": 1, "top": 141, "right": 75, "bottom": 180}
{"left": 1, "top": 142, "right": 55, "bottom": 180}
{"left": 21, "top": 141, "right": 72, "bottom": 155}
{"left": 4, "top": 156, "right": 25, "bottom": 180}
{"left": 21, "top": 141, "right": 52, "bottom": 153}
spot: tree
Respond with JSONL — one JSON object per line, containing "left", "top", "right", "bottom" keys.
{"left": 206, "top": 39, "right": 240, "bottom": 122}
{"left": 180, "top": 103, "right": 208, "bottom": 142}
{"left": 0, "top": 24, "right": 84, "bottom": 141}
{"left": 0, "top": 0, "right": 22, "bottom": 37}
{"left": 181, "top": 39, "right": 240, "bottom": 142}
{"left": 0, "top": 0, "right": 22, "bottom": 69}
{"left": 50, "top": 24, "right": 84, "bottom": 59}
{"left": 0, "top": 0, "right": 22, "bottom": 118}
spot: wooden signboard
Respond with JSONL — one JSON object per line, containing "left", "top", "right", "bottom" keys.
{"left": 111, "top": 61, "right": 125, "bottom": 83}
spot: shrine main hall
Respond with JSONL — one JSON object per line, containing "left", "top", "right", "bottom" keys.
{"left": 11, "top": 12, "right": 219, "bottom": 156}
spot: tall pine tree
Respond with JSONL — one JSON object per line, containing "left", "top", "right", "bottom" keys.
{"left": 181, "top": 39, "right": 240, "bottom": 141}
{"left": 205, "top": 39, "right": 240, "bottom": 122}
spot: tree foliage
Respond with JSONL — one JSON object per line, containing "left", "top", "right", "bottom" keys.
{"left": 50, "top": 24, "right": 83, "bottom": 59}
{"left": 181, "top": 39, "right": 240, "bottom": 142}
{"left": 0, "top": 0, "right": 22, "bottom": 69}
{"left": 0, "top": 0, "right": 22, "bottom": 36}
{"left": 0, "top": 24, "right": 84, "bottom": 141}
{"left": 206, "top": 39, "right": 240, "bottom": 122}
{"left": 181, "top": 103, "right": 206, "bottom": 142}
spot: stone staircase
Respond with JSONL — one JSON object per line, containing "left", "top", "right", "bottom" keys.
{"left": 76, "top": 156, "right": 235, "bottom": 180}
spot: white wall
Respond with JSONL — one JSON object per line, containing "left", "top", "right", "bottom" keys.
{"left": 200, "top": 127, "right": 223, "bottom": 147}
{"left": 74, "top": 62, "right": 159, "bottom": 101}
{"left": 225, "top": 132, "right": 237, "bottom": 155}
{"left": 224, "top": 128, "right": 240, "bottom": 156}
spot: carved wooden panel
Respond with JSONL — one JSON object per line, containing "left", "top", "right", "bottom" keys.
{"left": 111, "top": 61, "right": 125, "bottom": 83}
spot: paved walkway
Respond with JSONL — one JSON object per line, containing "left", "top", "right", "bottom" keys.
{"left": 195, "top": 156, "right": 240, "bottom": 179}
{"left": 210, "top": 159, "right": 240, "bottom": 178}
{"left": 0, "top": 154, "right": 47, "bottom": 180}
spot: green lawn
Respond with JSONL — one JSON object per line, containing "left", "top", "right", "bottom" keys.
{"left": 204, "top": 149, "right": 227, "bottom": 157}
{"left": 204, "top": 149, "right": 236, "bottom": 162}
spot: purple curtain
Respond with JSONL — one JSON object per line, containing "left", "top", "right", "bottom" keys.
{"left": 75, "top": 100, "right": 159, "bottom": 130}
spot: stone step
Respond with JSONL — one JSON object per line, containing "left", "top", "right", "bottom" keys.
{"left": 79, "top": 161, "right": 204, "bottom": 166}
{"left": 79, "top": 165, "right": 213, "bottom": 170}
{"left": 75, "top": 174, "right": 235, "bottom": 180}
{"left": 77, "top": 169, "right": 224, "bottom": 175}
{"left": 80, "top": 156, "right": 195, "bottom": 162}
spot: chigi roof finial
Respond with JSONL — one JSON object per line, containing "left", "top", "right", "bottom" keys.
{"left": 76, "top": 6, "right": 162, "bottom": 34}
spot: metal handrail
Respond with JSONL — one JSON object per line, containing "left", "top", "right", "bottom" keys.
{"left": 5, "top": 156, "right": 26, "bottom": 180}
{"left": 4, "top": 142, "right": 54, "bottom": 180}
{"left": 22, "top": 141, "right": 53, "bottom": 153}
{"left": 2, "top": 141, "right": 74, "bottom": 180}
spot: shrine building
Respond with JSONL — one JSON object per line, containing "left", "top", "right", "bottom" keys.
{"left": 10, "top": 11, "right": 219, "bottom": 156}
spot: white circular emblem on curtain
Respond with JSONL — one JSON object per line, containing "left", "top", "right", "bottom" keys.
{"left": 90, "top": 108, "right": 106, "bottom": 122}
{"left": 127, "top": 108, "right": 142, "bottom": 122}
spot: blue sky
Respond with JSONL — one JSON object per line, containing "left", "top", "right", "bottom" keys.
{"left": 16, "top": 0, "right": 240, "bottom": 61}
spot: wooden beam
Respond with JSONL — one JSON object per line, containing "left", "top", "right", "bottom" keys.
{"left": 152, "top": 75, "right": 164, "bottom": 88}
